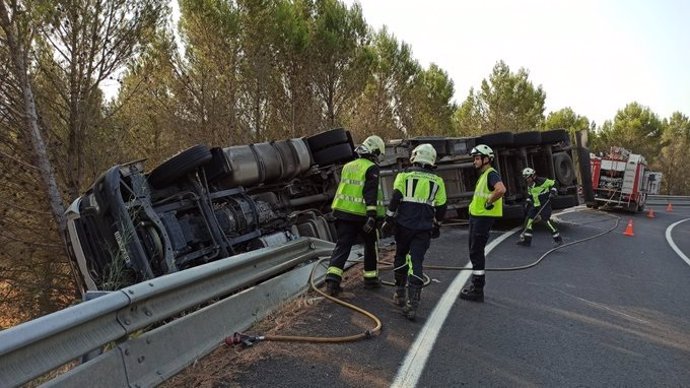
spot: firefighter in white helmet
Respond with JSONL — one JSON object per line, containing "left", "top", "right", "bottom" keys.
{"left": 517, "top": 167, "right": 563, "bottom": 247}
{"left": 324, "top": 135, "right": 386, "bottom": 296}
{"left": 460, "top": 144, "right": 506, "bottom": 302}
{"left": 382, "top": 143, "right": 447, "bottom": 320}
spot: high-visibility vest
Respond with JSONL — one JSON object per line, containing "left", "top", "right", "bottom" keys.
{"left": 469, "top": 167, "right": 503, "bottom": 217}
{"left": 331, "top": 158, "right": 385, "bottom": 217}
{"left": 529, "top": 178, "right": 555, "bottom": 207}
{"left": 393, "top": 170, "right": 447, "bottom": 208}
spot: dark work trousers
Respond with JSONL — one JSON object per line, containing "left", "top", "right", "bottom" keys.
{"left": 524, "top": 205, "right": 559, "bottom": 236}
{"left": 393, "top": 225, "right": 431, "bottom": 287}
{"left": 325, "top": 219, "right": 378, "bottom": 283}
{"left": 527, "top": 204, "right": 552, "bottom": 220}
{"left": 468, "top": 216, "right": 495, "bottom": 287}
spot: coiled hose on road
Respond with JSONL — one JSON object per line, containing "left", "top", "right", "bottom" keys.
{"left": 227, "top": 212, "right": 620, "bottom": 347}
{"left": 226, "top": 257, "right": 382, "bottom": 347}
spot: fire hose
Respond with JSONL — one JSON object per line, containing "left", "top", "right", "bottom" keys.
{"left": 226, "top": 257, "right": 382, "bottom": 348}
{"left": 227, "top": 210, "right": 620, "bottom": 348}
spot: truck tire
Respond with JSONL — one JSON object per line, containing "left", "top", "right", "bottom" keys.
{"left": 306, "top": 128, "right": 349, "bottom": 153}
{"left": 149, "top": 144, "right": 213, "bottom": 189}
{"left": 313, "top": 143, "right": 354, "bottom": 166}
{"left": 553, "top": 152, "right": 575, "bottom": 185}
{"left": 513, "top": 131, "right": 542, "bottom": 146}
{"left": 541, "top": 129, "right": 570, "bottom": 145}
{"left": 479, "top": 131, "right": 514, "bottom": 147}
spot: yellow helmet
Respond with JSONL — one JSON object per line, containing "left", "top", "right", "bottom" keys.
{"left": 356, "top": 135, "right": 385, "bottom": 157}
{"left": 410, "top": 143, "right": 437, "bottom": 166}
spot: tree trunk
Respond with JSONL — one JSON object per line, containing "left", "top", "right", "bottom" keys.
{"left": 0, "top": 7, "right": 67, "bottom": 233}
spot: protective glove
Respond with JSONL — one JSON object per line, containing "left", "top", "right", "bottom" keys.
{"left": 381, "top": 216, "right": 395, "bottom": 235}
{"left": 549, "top": 188, "right": 557, "bottom": 199}
{"left": 484, "top": 201, "right": 494, "bottom": 210}
{"left": 362, "top": 216, "right": 377, "bottom": 234}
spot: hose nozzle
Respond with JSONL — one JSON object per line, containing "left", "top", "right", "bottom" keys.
{"left": 225, "top": 332, "right": 264, "bottom": 348}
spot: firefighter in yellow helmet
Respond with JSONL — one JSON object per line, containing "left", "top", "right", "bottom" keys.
{"left": 381, "top": 143, "right": 447, "bottom": 320}
{"left": 517, "top": 167, "right": 563, "bottom": 247}
{"left": 460, "top": 144, "right": 506, "bottom": 302}
{"left": 324, "top": 135, "right": 386, "bottom": 296}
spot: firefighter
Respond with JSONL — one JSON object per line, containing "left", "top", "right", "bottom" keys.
{"left": 324, "top": 135, "right": 386, "bottom": 296}
{"left": 460, "top": 144, "right": 506, "bottom": 302}
{"left": 382, "top": 144, "right": 446, "bottom": 320}
{"left": 517, "top": 167, "right": 563, "bottom": 247}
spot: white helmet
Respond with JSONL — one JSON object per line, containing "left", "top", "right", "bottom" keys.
{"left": 470, "top": 144, "right": 494, "bottom": 160}
{"left": 355, "top": 135, "right": 385, "bottom": 157}
{"left": 410, "top": 143, "right": 437, "bottom": 166}
{"left": 522, "top": 167, "right": 536, "bottom": 178}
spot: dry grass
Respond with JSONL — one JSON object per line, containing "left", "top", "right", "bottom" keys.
{"left": 162, "top": 291, "right": 327, "bottom": 388}
{"left": 163, "top": 247, "right": 396, "bottom": 388}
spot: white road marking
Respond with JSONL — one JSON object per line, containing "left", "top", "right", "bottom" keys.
{"left": 391, "top": 226, "right": 521, "bottom": 388}
{"left": 665, "top": 218, "right": 690, "bottom": 268}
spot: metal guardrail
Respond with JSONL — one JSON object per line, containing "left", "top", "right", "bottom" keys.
{"left": 0, "top": 237, "right": 343, "bottom": 387}
{"left": 647, "top": 195, "right": 690, "bottom": 207}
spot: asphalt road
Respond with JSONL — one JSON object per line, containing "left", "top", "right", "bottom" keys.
{"left": 173, "top": 205, "right": 690, "bottom": 387}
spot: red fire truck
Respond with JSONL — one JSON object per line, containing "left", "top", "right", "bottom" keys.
{"left": 588, "top": 146, "right": 660, "bottom": 212}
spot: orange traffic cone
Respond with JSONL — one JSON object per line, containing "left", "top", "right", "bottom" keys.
{"left": 666, "top": 202, "right": 673, "bottom": 212}
{"left": 647, "top": 208, "right": 655, "bottom": 218}
{"left": 624, "top": 219, "right": 635, "bottom": 236}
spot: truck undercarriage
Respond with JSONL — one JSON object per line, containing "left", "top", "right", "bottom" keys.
{"left": 65, "top": 128, "right": 590, "bottom": 293}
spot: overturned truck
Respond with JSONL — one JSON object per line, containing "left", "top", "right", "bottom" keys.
{"left": 65, "top": 128, "right": 589, "bottom": 293}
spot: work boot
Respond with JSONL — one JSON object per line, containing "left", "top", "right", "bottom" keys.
{"left": 459, "top": 285, "right": 484, "bottom": 302}
{"left": 393, "top": 287, "right": 406, "bottom": 307}
{"left": 553, "top": 235, "right": 563, "bottom": 246}
{"left": 393, "top": 272, "right": 407, "bottom": 307}
{"left": 460, "top": 274, "right": 485, "bottom": 302}
{"left": 325, "top": 279, "right": 342, "bottom": 297}
{"left": 402, "top": 285, "right": 422, "bottom": 321}
{"left": 363, "top": 276, "right": 382, "bottom": 289}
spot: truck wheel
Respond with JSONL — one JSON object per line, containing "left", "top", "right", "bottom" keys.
{"left": 148, "top": 144, "right": 213, "bottom": 189}
{"left": 553, "top": 152, "right": 575, "bottom": 185}
{"left": 306, "top": 128, "right": 349, "bottom": 153}
{"left": 313, "top": 143, "right": 354, "bottom": 166}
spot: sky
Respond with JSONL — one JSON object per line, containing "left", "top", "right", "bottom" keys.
{"left": 341, "top": 0, "right": 690, "bottom": 125}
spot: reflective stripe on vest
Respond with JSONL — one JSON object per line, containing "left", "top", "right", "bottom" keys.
{"left": 394, "top": 170, "right": 447, "bottom": 208}
{"left": 469, "top": 167, "right": 503, "bottom": 217}
{"left": 331, "top": 158, "right": 385, "bottom": 217}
